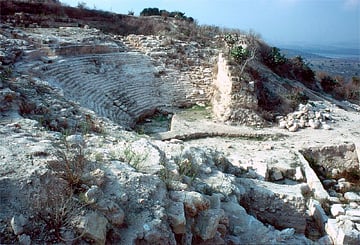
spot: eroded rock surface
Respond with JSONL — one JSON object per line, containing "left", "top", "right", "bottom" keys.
{"left": 1, "top": 22, "right": 360, "bottom": 245}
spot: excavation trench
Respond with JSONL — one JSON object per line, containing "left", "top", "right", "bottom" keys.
{"left": 300, "top": 143, "right": 360, "bottom": 203}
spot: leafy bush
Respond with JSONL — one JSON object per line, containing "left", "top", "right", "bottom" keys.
{"left": 140, "top": 7, "right": 160, "bottom": 16}
{"left": 288, "top": 88, "right": 309, "bottom": 110}
{"left": 263, "top": 46, "right": 287, "bottom": 67}
{"left": 348, "top": 76, "right": 360, "bottom": 101}
{"left": 176, "top": 158, "right": 198, "bottom": 180}
{"left": 319, "top": 74, "right": 339, "bottom": 93}
{"left": 230, "top": 46, "right": 250, "bottom": 63}
{"left": 290, "top": 56, "right": 315, "bottom": 84}
{"left": 224, "top": 33, "right": 239, "bottom": 48}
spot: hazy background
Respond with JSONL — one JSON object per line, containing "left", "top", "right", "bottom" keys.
{"left": 60, "top": 0, "right": 359, "bottom": 54}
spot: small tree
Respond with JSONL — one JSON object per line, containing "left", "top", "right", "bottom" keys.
{"left": 140, "top": 8, "right": 160, "bottom": 16}
{"left": 264, "top": 47, "right": 287, "bottom": 67}
{"left": 225, "top": 32, "right": 259, "bottom": 77}
{"left": 320, "top": 75, "right": 339, "bottom": 93}
{"left": 77, "top": 1, "right": 86, "bottom": 9}
{"left": 230, "top": 46, "right": 249, "bottom": 63}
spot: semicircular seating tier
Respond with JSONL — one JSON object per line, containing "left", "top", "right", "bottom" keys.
{"left": 35, "top": 52, "right": 208, "bottom": 128}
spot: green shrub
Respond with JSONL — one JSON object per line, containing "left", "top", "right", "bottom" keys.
{"left": 288, "top": 88, "right": 309, "bottom": 110}
{"left": 263, "top": 46, "right": 287, "bottom": 67}
{"left": 140, "top": 7, "right": 160, "bottom": 16}
{"left": 230, "top": 46, "right": 250, "bottom": 63}
{"left": 224, "top": 33, "right": 239, "bottom": 47}
{"left": 320, "top": 75, "right": 339, "bottom": 93}
{"left": 176, "top": 157, "right": 198, "bottom": 180}
{"left": 290, "top": 56, "right": 315, "bottom": 83}
{"left": 120, "top": 146, "right": 148, "bottom": 170}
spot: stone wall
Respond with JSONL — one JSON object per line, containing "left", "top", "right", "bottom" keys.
{"left": 212, "top": 53, "right": 264, "bottom": 126}
{"left": 120, "top": 34, "right": 215, "bottom": 107}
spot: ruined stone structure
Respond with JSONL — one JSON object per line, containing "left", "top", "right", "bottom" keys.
{"left": 212, "top": 53, "right": 264, "bottom": 126}
{"left": 15, "top": 28, "right": 218, "bottom": 127}
{"left": 1, "top": 22, "right": 360, "bottom": 244}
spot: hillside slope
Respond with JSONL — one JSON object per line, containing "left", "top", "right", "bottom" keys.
{"left": 1, "top": 1, "right": 360, "bottom": 244}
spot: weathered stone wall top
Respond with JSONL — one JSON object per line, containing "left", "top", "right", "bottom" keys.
{"left": 118, "top": 34, "right": 218, "bottom": 106}
{"left": 212, "top": 52, "right": 263, "bottom": 126}
{"left": 16, "top": 27, "right": 125, "bottom": 56}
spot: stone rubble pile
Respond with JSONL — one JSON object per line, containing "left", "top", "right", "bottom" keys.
{"left": 326, "top": 191, "right": 360, "bottom": 245}
{"left": 278, "top": 102, "right": 335, "bottom": 132}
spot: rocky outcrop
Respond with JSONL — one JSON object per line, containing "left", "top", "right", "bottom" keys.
{"left": 300, "top": 143, "right": 359, "bottom": 179}
{"left": 238, "top": 178, "right": 308, "bottom": 233}
{"left": 8, "top": 27, "right": 220, "bottom": 128}
{"left": 2, "top": 22, "right": 360, "bottom": 245}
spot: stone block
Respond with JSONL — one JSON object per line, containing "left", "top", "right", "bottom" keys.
{"left": 76, "top": 211, "right": 108, "bottom": 245}
{"left": 346, "top": 209, "right": 360, "bottom": 217}
{"left": 11, "top": 214, "right": 27, "bottom": 236}
{"left": 168, "top": 201, "right": 186, "bottom": 234}
{"left": 195, "top": 209, "right": 225, "bottom": 241}
{"left": 326, "top": 218, "right": 360, "bottom": 245}
{"left": 308, "top": 198, "right": 328, "bottom": 233}
{"left": 344, "top": 192, "right": 360, "bottom": 202}
{"left": 330, "top": 204, "right": 345, "bottom": 217}
{"left": 238, "top": 178, "right": 307, "bottom": 233}
{"left": 169, "top": 191, "right": 210, "bottom": 217}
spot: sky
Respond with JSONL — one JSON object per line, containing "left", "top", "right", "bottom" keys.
{"left": 60, "top": 0, "right": 360, "bottom": 47}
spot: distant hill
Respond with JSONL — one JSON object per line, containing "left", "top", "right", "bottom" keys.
{"left": 279, "top": 44, "right": 360, "bottom": 60}
{"left": 280, "top": 48, "right": 328, "bottom": 59}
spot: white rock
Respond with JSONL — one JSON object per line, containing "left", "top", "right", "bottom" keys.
{"left": 288, "top": 123, "right": 299, "bottom": 132}
{"left": 344, "top": 192, "right": 360, "bottom": 202}
{"left": 322, "top": 123, "right": 331, "bottom": 130}
{"left": 315, "top": 111, "right": 323, "bottom": 120}
{"left": 11, "top": 214, "right": 27, "bottom": 235}
{"left": 169, "top": 138, "right": 184, "bottom": 144}
{"left": 328, "top": 196, "right": 341, "bottom": 204}
{"left": 346, "top": 209, "right": 360, "bottom": 217}
{"left": 295, "top": 166, "right": 304, "bottom": 181}
{"left": 336, "top": 182, "right": 352, "bottom": 193}
{"left": 309, "top": 119, "right": 321, "bottom": 129}
{"left": 66, "top": 134, "right": 85, "bottom": 146}
{"left": 349, "top": 202, "right": 358, "bottom": 209}
{"left": 331, "top": 204, "right": 345, "bottom": 217}
{"left": 338, "top": 178, "right": 346, "bottom": 183}
{"left": 278, "top": 120, "right": 287, "bottom": 129}
{"left": 299, "top": 119, "right": 306, "bottom": 128}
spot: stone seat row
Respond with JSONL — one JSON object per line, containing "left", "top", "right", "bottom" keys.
{"left": 40, "top": 53, "right": 162, "bottom": 127}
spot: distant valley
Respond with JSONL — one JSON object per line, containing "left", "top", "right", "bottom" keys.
{"left": 280, "top": 44, "right": 360, "bottom": 79}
